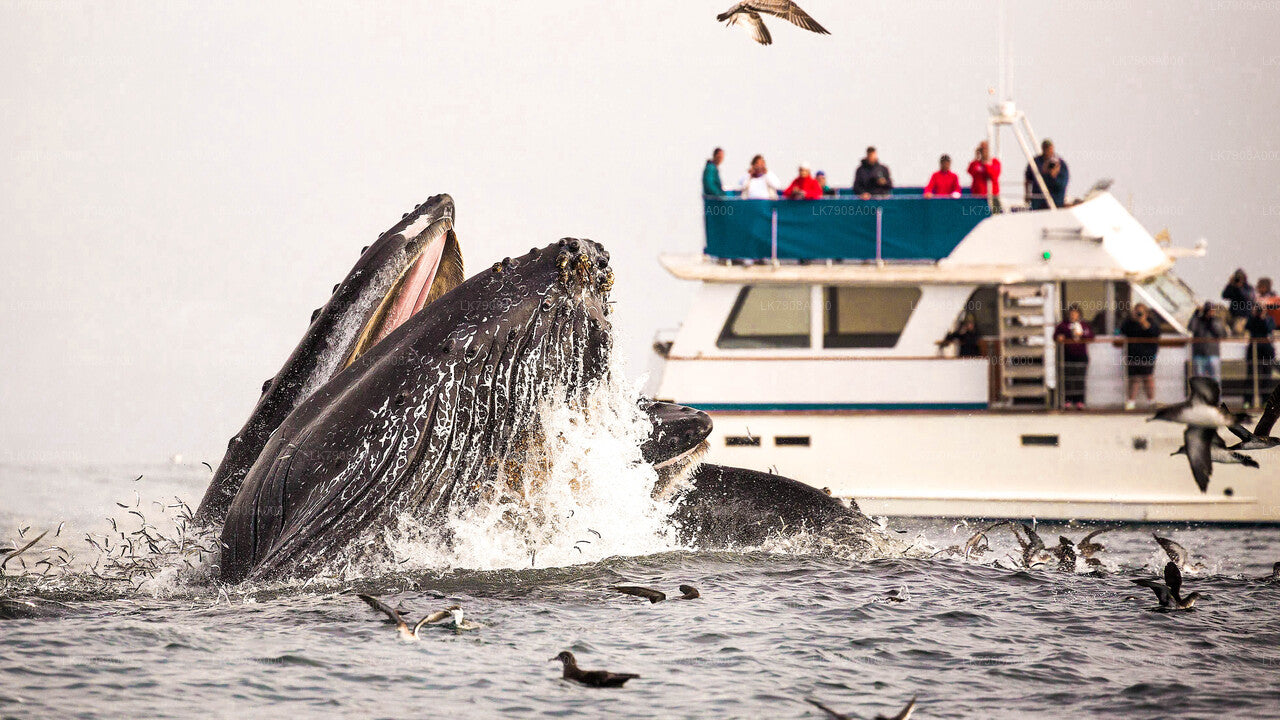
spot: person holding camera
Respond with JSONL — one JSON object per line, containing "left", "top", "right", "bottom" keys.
{"left": 1221, "top": 268, "right": 1256, "bottom": 335}
{"left": 738, "top": 154, "right": 783, "bottom": 199}
{"left": 968, "top": 140, "right": 1002, "bottom": 209}
{"left": 1024, "top": 138, "right": 1069, "bottom": 210}
{"left": 1054, "top": 305, "right": 1094, "bottom": 409}
{"left": 1120, "top": 303, "right": 1161, "bottom": 410}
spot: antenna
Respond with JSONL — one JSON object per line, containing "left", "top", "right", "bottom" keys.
{"left": 997, "top": 0, "right": 1011, "bottom": 102}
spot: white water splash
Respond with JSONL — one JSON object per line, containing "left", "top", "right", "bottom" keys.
{"left": 377, "top": 357, "right": 686, "bottom": 572}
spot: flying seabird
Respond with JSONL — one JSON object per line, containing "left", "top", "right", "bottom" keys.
{"left": 1171, "top": 426, "right": 1260, "bottom": 492}
{"left": 1225, "top": 382, "right": 1280, "bottom": 450}
{"left": 1133, "top": 561, "right": 1201, "bottom": 610}
{"left": 551, "top": 651, "right": 640, "bottom": 687}
{"left": 716, "top": 1, "right": 830, "bottom": 46}
{"left": 805, "top": 695, "right": 917, "bottom": 720}
{"left": 1149, "top": 377, "right": 1249, "bottom": 429}
{"left": 610, "top": 584, "right": 701, "bottom": 603}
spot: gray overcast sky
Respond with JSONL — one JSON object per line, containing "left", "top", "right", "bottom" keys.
{"left": 2, "top": 1, "right": 1278, "bottom": 463}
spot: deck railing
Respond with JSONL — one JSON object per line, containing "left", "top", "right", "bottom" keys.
{"left": 1046, "top": 337, "right": 1277, "bottom": 410}
{"left": 703, "top": 192, "right": 992, "bottom": 262}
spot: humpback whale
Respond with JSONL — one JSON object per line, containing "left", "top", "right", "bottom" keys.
{"left": 202, "top": 195, "right": 885, "bottom": 583}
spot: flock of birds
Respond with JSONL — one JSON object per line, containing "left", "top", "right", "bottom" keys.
{"left": 1149, "top": 378, "right": 1280, "bottom": 493}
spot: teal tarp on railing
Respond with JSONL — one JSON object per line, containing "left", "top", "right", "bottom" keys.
{"left": 703, "top": 195, "right": 991, "bottom": 261}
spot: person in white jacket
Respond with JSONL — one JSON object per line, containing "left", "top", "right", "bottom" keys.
{"left": 738, "top": 155, "right": 783, "bottom": 199}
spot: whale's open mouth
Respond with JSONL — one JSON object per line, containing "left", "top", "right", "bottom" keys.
{"left": 345, "top": 218, "right": 463, "bottom": 367}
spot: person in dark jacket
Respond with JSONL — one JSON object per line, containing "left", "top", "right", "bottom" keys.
{"left": 1187, "top": 302, "right": 1227, "bottom": 384}
{"left": 1120, "top": 303, "right": 1161, "bottom": 410}
{"left": 1054, "top": 305, "right": 1095, "bottom": 408}
{"left": 702, "top": 147, "right": 726, "bottom": 196}
{"left": 853, "top": 146, "right": 893, "bottom": 199}
{"left": 1024, "top": 138, "right": 1069, "bottom": 210}
{"left": 938, "top": 315, "right": 982, "bottom": 357}
{"left": 1221, "top": 268, "right": 1255, "bottom": 335}
{"left": 1244, "top": 303, "right": 1276, "bottom": 406}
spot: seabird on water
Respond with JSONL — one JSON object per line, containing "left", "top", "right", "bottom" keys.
{"left": 358, "top": 595, "right": 483, "bottom": 640}
{"left": 1133, "top": 561, "right": 1201, "bottom": 610}
{"left": 1076, "top": 528, "right": 1110, "bottom": 568}
{"left": 805, "top": 695, "right": 917, "bottom": 720}
{"left": 610, "top": 584, "right": 701, "bottom": 603}
{"left": 716, "top": 1, "right": 830, "bottom": 45}
{"left": 1052, "top": 536, "right": 1077, "bottom": 571}
{"left": 1012, "top": 523, "right": 1052, "bottom": 568}
{"left": 551, "top": 651, "right": 640, "bottom": 687}
{"left": 1257, "top": 561, "right": 1280, "bottom": 582}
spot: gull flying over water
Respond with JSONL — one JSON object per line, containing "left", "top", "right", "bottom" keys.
{"left": 717, "top": 1, "right": 830, "bottom": 45}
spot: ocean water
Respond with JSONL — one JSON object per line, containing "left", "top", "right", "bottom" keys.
{"left": 3, "top": 459, "right": 1280, "bottom": 720}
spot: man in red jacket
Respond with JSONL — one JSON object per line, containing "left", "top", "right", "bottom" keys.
{"left": 785, "top": 163, "right": 823, "bottom": 200}
{"left": 967, "top": 140, "right": 1001, "bottom": 197}
{"left": 923, "top": 155, "right": 961, "bottom": 198}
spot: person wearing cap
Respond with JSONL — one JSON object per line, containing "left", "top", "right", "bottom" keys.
{"left": 1024, "top": 138, "right": 1069, "bottom": 210}
{"left": 923, "top": 154, "right": 962, "bottom": 198}
{"left": 785, "top": 162, "right": 823, "bottom": 200}
{"left": 702, "top": 147, "right": 727, "bottom": 197}
{"left": 815, "top": 170, "right": 834, "bottom": 196}
{"left": 853, "top": 146, "right": 893, "bottom": 199}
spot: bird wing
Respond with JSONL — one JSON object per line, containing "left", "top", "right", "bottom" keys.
{"left": 1153, "top": 534, "right": 1189, "bottom": 568}
{"left": 1188, "top": 376, "right": 1220, "bottom": 406}
{"left": 721, "top": 9, "right": 773, "bottom": 45}
{"left": 1226, "top": 422, "right": 1255, "bottom": 443}
{"left": 1232, "top": 450, "right": 1261, "bottom": 468}
{"left": 418, "top": 609, "right": 453, "bottom": 626}
{"left": 754, "top": 0, "right": 831, "bottom": 34}
{"left": 1133, "top": 578, "right": 1173, "bottom": 606}
{"left": 611, "top": 585, "right": 667, "bottom": 603}
{"left": 804, "top": 698, "right": 850, "bottom": 719}
{"left": 1079, "top": 528, "right": 1109, "bottom": 546}
{"left": 1163, "top": 561, "right": 1183, "bottom": 597}
{"left": 876, "top": 696, "right": 918, "bottom": 720}
{"left": 357, "top": 594, "right": 408, "bottom": 632}
{"left": 1021, "top": 523, "right": 1045, "bottom": 553}
{"left": 678, "top": 584, "right": 701, "bottom": 599}
{"left": 1183, "top": 426, "right": 1214, "bottom": 493}
{"left": 1255, "top": 383, "right": 1280, "bottom": 436}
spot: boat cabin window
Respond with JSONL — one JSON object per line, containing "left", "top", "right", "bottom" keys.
{"left": 1133, "top": 273, "right": 1197, "bottom": 330}
{"left": 822, "top": 286, "right": 921, "bottom": 348}
{"left": 717, "top": 285, "right": 811, "bottom": 349}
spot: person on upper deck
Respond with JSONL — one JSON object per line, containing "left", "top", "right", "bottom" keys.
{"left": 1187, "top": 302, "right": 1227, "bottom": 384}
{"left": 1120, "top": 303, "right": 1160, "bottom": 410}
{"left": 815, "top": 170, "right": 835, "bottom": 196}
{"left": 1054, "top": 305, "right": 1095, "bottom": 409}
{"left": 1221, "top": 268, "right": 1256, "bottom": 335}
{"left": 923, "top": 154, "right": 962, "bottom": 198}
{"left": 785, "top": 162, "right": 823, "bottom": 200}
{"left": 702, "top": 147, "right": 727, "bottom": 197}
{"left": 967, "top": 140, "right": 1002, "bottom": 201}
{"left": 1024, "top": 139, "right": 1069, "bottom": 210}
{"left": 738, "top": 154, "right": 783, "bottom": 199}
{"left": 853, "top": 146, "right": 893, "bottom": 200}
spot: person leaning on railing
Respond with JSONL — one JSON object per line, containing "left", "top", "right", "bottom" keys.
{"left": 1221, "top": 268, "right": 1255, "bottom": 336}
{"left": 1119, "top": 303, "right": 1160, "bottom": 410}
{"left": 923, "top": 155, "right": 962, "bottom": 199}
{"left": 1054, "top": 305, "right": 1094, "bottom": 409}
{"left": 1187, "top": 302, "right": 1227, "bottom": 384}
{"left": 1244, "top": 304, "right": 1277, "bottom": 407}
{"left": 852, "top": 146, "right": 893, "bottom": 200}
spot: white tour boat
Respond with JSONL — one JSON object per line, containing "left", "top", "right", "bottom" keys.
{"left": 651, "top": 102, "right": 1280, "bottom": 524}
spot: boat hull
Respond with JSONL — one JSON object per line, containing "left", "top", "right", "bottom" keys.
{"left": 697, "top": 410, "right": 1280, "bottom": 524}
